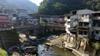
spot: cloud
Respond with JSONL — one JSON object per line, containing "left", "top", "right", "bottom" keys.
{"left": 29, "top": 0, "right": 43, "bottom": 6}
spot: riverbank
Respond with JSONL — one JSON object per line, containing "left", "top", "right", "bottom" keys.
{"left": 38, "top": 44, "right": 75, "bottom": 56}
{"left": 52, "top": 46, "right": 75, "bottom": 56}
{"left": 45, "top": 34, "right": 90, "bottom": 56}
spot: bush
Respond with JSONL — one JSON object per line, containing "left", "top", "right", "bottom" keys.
{"left": 92, "top": 42, "right": 100, "bottom": 50}
{"left": 0, "top": 48, "right": 8, "bottom": 56}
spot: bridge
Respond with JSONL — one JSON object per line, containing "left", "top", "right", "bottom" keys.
{"left": 0, "top": 25, "right": 34, "bottom": 31}
{"left": 0, "top": 24, "right": 39, "bottom": 49}
{"left": 0, "top": 24, "right": 40, "bottom": 36}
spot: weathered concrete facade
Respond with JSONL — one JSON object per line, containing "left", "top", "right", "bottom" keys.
{"left": 66, "top": 9, "right": 100, "bottom": 40}
{"left": 90, "top": 12, "right": 100, "bottom": 40}
{"left": 39, "top": 15, "right": 66, "bottom": 33}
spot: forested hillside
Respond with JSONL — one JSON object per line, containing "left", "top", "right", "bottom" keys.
{"left": 86, "top": 0, "right": 100, "bottom": 10}
{"left": 38, "top": 0, "right": 100, "bottom": 15}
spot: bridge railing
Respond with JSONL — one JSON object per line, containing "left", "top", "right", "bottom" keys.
{"left": 0, "top": 24, "right": 35, "bottom": 31}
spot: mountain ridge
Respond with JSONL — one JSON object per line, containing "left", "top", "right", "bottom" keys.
{"left": 0, "top": 0, "right": 38, "bottom": 13}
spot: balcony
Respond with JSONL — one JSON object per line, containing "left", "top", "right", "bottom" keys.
{"left": 79, "top": 16, "right": 90, "bottom": 22}
{"left": 78, "top": 26, "right": 89, "bottom": 28}
{"left": 78, "top": 22, "right": 89, "bottom": 28}
{"left": 78, "top": 35, "right": 88, "bottom": 38}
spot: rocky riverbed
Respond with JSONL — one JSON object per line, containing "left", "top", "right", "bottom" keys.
{"left": 37, "top": 44, "right": 75, "bottom": 56}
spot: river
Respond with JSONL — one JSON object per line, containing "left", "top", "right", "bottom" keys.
{"left": 38, "top": 44, "right": 75, "bottom": 56}
{"left": 0, "top": 30, "right": 75, "bottom": 56}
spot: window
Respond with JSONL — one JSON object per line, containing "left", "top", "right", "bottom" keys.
{"left": 96, "top": 31, "right": 99, "bottom": 34}
{"left": 81, "top": 15, "right": 84, "bottom": 17}
{"left": 79, "top": 22, "right": 82, "bottom": 26}
{"left": 93, "top": 20, "right": 100, "bottom": 27}
{"left": 79, "top": 31, "right": 82, "bottom": 34}
{"left": 84, "top": 22, "right": 89, "bottom": 26}
{"left": 84, "top": 31, "right": 87, "bottom": 35}
{"left": 79, "top": 31, "right": 87, "bottom": 35}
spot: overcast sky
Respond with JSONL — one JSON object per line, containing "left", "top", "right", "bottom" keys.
{"left": 29, "top": 0, "right": 43, "bottom": 6}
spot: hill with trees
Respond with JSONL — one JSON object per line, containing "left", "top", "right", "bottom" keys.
{"left": 0, "top": 0, "right": 38, "bottom": 14}
{"left": 86, "top": 0, "right": 100, "bottom": 10}
{"left": 38, "top": 0, "right": 100, "bottom": 15}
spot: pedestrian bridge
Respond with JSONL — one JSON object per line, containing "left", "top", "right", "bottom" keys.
{"left": 0, "top": 25, "right": 36, "bottom": 31}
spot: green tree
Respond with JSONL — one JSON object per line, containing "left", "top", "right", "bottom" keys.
{"left": 92, "top": 42, "right": 100, "bottom": 56}
{"left": 86, "top": 0, "right": 100, "bottom": 10}
{"left": 38, "top": 0, "right": 86, "bottom": 15}
{"left": 0, "top": 48, "right": 7, "bottom": 56}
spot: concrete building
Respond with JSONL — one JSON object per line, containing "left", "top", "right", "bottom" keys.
{"left": 27, "top": 18, "right": 38, "bottom": 25}
{"left": 76, "top": 9, "right": 94, "bottom": 37}
{"left": 66, "top": 9, "right": 100, "bottom": 40}
{"left": 69, "top": 9, "right": 94, "bottom": 37}
{"left": 90, "top": 12, "right": 100, "bottom": 40}
{"left": 39, "top": 15, "right": 66, "bottom": 32}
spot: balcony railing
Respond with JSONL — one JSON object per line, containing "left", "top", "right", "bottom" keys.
{"left": 79, "top": 18, "right": 89, "bottom": 22}
{"left": 78, "top": 25, "right": 89, "bottom": 28}
{"left": 78, "top": 35, "right": 88, "bottom": 37}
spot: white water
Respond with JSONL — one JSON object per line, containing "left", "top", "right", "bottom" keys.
{"left": 37, "top": 44, "right": 54, "bottom": 56}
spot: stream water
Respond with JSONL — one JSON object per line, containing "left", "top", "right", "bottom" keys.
{"left": 38, "top": 44, "right": 75, "bottom": 56}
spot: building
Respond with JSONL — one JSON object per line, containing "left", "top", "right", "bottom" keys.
{"left": 40, "top": 15, "right": 66, "bottom": 32}
{"left": 0, "top": 15, "right": 11, "bottom": 28}
{"left": 76, "top": 9, "right": 94, "bottom": 37}
{"left": 27, "top": 18, "right": 38, "bottom": 25}
{"left": 90, "top": 12, "right": 100, "bottom": 40}
{"left": 69, "top": 9, "right": 93, "bottom": 37}
{"left": 66, "top": 9, "right": 100, "bottom": 40}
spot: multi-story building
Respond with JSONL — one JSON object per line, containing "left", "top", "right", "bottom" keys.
{"left": 39, "top": 15, "right": 65, "bottom": 32}
{"left": 67, "top": 9, "right": 100, "bottom": 40}
{"left": 69, "top": 9, "right": 93, "bottom": 37}
{"left": 76, "top": 9, "right": 94, "bottom": 37}
{"left": 0, "top": 15, "right": 11, "bottom": 28}
{"left": 90, "top": 12, "right": 100, "bottom": 40}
